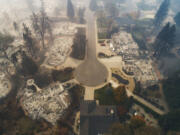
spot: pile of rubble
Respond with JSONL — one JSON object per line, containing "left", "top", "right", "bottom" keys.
{"left": 110, "top": 31, "right": 158, "bottom": 88}
{"left": 44, "top": 22, "right": 83, "bottom": 67}
{"left": 45, "top": 37, "right": 73, "bottom": 67}
{"left": 21, "top": 81, "right": 71, "bottom": 125}
{"left": 0, "top": 72, "right": 11, "bottom": 99}
{"left": 53, "top": 22, "right": 78, "bottom": 36}
{"left": 0, "top": 0, "right": 65, "bottom": 33}
{"left": 110, "top": 31, "right": 139, "bottom": 58}
{"left": 0, "top": 57, "right": 16, "bottom": 75}
{"left": 0, "top": 0, "right": 82, "bottom": 69}
{"left": 124, "top": 59, "right": 158, "bottom": 87}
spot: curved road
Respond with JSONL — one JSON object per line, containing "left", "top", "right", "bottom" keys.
{"left": 74, "top": 10, "right": 108, "bottom": 87}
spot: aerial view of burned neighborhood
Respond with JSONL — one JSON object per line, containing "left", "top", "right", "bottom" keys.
{"left": 0, "top": 0, "right": 180, "bottom": 135}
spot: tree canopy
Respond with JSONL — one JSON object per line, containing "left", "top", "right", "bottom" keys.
{"left": 130, "top": 116, "right": 146, "bottom": 130}
{"left": 159, "top": 110, "right": 180, "bottom": 132}
{"left": 109, "top": 123, "right": 132, "bottom": 135}
{"left": 78, "top": 8, "right": 85, "bottom": 24}
{"left": 113, "top": 85, "right": 128, "bottom": 105}
{"left": 71, "top": 28, "right": 86, "bottom": 60}
{"left": 154, "top": 0, "right": 170, "bottom": 27}
{"left": 67, "top": 0, "right": 75, "bottom": 19}
{"left": 108, "top": 118, "right": 161, "bottom": 135}
{"left": 31, "top": 7, "right": 52, "bottom": 49}
{"left": 163, "top": 70, "right": 180, "bottom": 110}
{"left": 18, "top": 52, "right": 38, "bottom": 76}
{"left": 134, "top": 126, "right": 162, "bottom": 135}
{"left": 154, "top": 22, "right": 176, "bottom": 58}
{"left": 105, "top": 2, "right": 119, "bottom": 18}
{"left": 89, "top": 0, "right": 98, "bottom": 11}
{"left": 174, "top": 12, "right": 180, "bottom": 27}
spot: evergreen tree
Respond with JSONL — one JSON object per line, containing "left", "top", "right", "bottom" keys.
{"left": 134, "top": 126, "right": 162, "bottom": 135}
{"left": 23, "top": 23, "right": 36, "bottom": 57}
{"left": 110, "top": 123, "right": 132, "bottom": 135}
{"left": 13, "top": 21, "right": 19, "bottom": 31}
{"left": 105, "top": 2, "right": 119, "bottom": 18}
{"left": 78, "top": 8, "right": 85, "bottom": 24}
{"left": 174, "top": 12, "right": 180, "bottom": 27}
{"left": 113, "top": 85, "right": 128, "bottom": 105}
{"left": 108, "top": 121, "right": 161, "bottom": 135}
{"left": 154, "top": 22, "right": 176, "bottom": 58}
{"left": 159, "top": 110, "right": 180, "bottom": 132}
{"left": 89, "top": 0, "right": 98, "bottom": 11}
{"left": 19, "top": 52, "right": 38, "bottom": 76}
{"left": 67, "top": 0, "right": 74, "bottom": 19}
{"left": 71, "top": 28, "right": 86, "bottom": 60}
{"left": 154, "top": 0, "right": 170, "bottom": 27}
{"left": 130, "top": 116, "right": 146, "bottom": 130}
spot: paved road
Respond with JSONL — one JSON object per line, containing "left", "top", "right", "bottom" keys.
{"left": 75, "top": 10, "right": 108, "bottom": 87}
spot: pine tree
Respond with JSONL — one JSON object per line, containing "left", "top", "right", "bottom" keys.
{"left": 154, "top": 0, "right": 170, "bottom": 27}
{"left": 67, "top": 0, "right": 74, "bottom": 19}
{"left": 105, "top": 2, "right": 119, "bottom": 18}
{"left": 174, "top": 12, "right": 180, "bottom": 27}
{"left": 89, "top": 0, "right": 98, "bottom": 11}
{"left": 78, "top": 8, "right": 85, "bottom": 24}
{"left": 154, "top": 23, "right": 176, "bottom": 58}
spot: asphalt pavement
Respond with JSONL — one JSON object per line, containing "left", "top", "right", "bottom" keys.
{"left": 74, "top": 10, "right": 108, "bottom": 87}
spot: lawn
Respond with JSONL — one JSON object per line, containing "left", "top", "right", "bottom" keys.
{"left": 94, "top": 84, "right": 116, "bottom": 105}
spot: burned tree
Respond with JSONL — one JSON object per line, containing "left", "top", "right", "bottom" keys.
{"left": 31, "top": 0, "right": 53, "bottom": 49}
